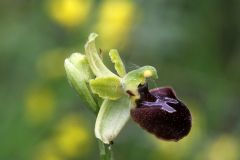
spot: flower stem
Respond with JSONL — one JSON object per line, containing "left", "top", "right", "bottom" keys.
{"left": 98, "top": 139, "right": 113, "bottom": 160}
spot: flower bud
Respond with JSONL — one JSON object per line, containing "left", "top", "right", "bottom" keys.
{"left": 130, "top": 84, "right": 192, "bottom": 141}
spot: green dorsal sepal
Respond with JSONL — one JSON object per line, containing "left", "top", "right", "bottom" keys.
{"left": 84, "top": 33, "right": 118, "bottom": 78}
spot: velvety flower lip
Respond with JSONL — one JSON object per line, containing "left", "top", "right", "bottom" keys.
{"left": 131, "top": 83, "right": 192, "bottom": 141}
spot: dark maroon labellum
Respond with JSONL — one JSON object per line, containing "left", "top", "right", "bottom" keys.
{"left": 130, "top": 84, "right": 192, "bottom": 141}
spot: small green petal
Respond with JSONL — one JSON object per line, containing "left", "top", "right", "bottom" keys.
{"left": 122, "top": 65, "right": 158, "bottom": 99}
{"left": 109, "top": 49, "right": 126, "bottom": 77}
{"left": 64, "top": 53, "right": 98, "bottom": 113}
{"left": 95, "top": 96, "right": 130, "bottom": 144}
{"left": 90, "top": 76, "right": 123, "bottom": 100}
{"left": 84, "top": 33, "right": 117, "bottom": 77}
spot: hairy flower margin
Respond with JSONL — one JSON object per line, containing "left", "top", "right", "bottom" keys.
{"left": 64, "top": 33, "right": 192, "bottom": 145}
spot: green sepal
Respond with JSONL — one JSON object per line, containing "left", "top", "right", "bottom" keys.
{"left": 95, "top": 96, "right": 130, "bottom": 144}
{"left": 90, "top": 76, "right": 123, "bottom": 100}
{"left": 109, "top": 49, "right": 126, "bottom": 77}
{"left": 84, "top": 33, "right": 117, "bottom": 77}
{"left": 122, "top": 66, "right": 158, "bottom": 99}
{"left": 64, "top": 53, "right": 98, "bottom": 113}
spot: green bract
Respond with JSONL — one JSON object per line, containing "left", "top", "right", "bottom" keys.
{"left": 64, "top": 33, "right": 158, "bottom": 144}
{"left": 64, "top": 53, "right": 98, "bottom": 113}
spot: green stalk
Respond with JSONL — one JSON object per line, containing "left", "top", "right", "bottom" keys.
{"left": 98, "top": 139, "right": 113, "bottom": 160}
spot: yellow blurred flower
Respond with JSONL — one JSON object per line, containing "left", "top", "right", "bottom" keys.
{"left": 206, "top": 135, "right": 238, "bottom": 160}
{"left": 53, "top": 114, "right": 91, "bottom": 158}
{"left": 25, "top": 86, "right": 56, "bottom": 123}
{"left": 96, "top": 0, "right": 135, "bottom": 49}
{"left": 33, "top": 114, "right": 91, "bottom": 159}
{"left": 47, "top": 0, "right": 92, "bottom": 27}
{"left": 37, "top": 49, "right": 69, "bottom": 80}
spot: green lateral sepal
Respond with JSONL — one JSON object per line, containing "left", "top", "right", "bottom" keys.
{"left": 90, "top": 76, "right": 124, "bottom": 100}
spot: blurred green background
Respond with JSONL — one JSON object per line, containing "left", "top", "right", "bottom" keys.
{"left": 0, "top": 0, "right": 240, "bottom": 160}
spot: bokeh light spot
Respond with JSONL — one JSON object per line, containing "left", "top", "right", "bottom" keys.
{"left": 47, "top": 0, "right": 92, "bottom": 27}
{"left": 25, "top": 87, "right": 56, "bottom": 123}
{"left": 96, "top": 0, "right": 135, "bottom": 49}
